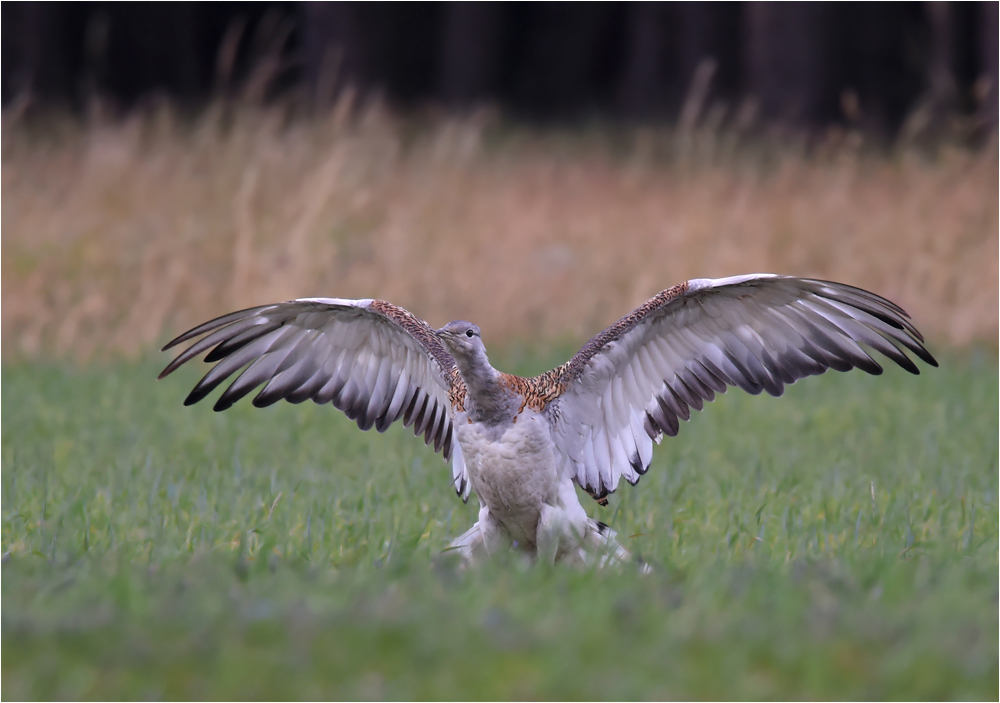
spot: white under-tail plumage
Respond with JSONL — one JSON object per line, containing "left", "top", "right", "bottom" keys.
{"left": 160, "top": 274, "right": 937, "bottom": 569}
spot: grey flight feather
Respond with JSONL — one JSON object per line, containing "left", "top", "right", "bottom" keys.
{"left": 159, "top": 297, "right": 472, "bottom": 500}
{"left": 544, "top": 274, "right": 937, "bottom": 501}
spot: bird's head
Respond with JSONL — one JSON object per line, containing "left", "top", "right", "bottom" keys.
{"left": 436, "top": 320, "right": 486, "bottom": 362}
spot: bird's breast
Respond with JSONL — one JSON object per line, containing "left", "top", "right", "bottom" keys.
{"left": 456, "top": 410, "right": 560, "bottom": 544}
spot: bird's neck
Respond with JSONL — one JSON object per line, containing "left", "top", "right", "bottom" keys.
{"left": 454, "top": 352, "right": 517, "bottom": 424}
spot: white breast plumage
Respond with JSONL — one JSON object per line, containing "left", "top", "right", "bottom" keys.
{"left": 456, "top": 411, "right": 561, "bottom": 545}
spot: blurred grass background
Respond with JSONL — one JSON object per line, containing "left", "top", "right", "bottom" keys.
{"left": 3, "top": 352, "right": 996, "bottom": 699}
{"left": 2, "top": 104, "right": 998, "bottom": 699}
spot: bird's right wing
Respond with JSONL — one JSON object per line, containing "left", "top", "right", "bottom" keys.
{"left": 160, "top": 298, "right": 472, "bottom": 500}
{"left": 541, "top": 275, "right": 937, "bottom": 502}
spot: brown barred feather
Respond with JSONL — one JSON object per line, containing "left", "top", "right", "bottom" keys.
{"left": 447, "top": 367, "right": 467, "bottom": 412}
{"left": 497, "top": 372, "right": 565, "bottom": 413}
{"left": 368, "top": 299, "right": 467, "bottom": 411}
{"left": 542, "top": 282, "right": 690, "bottom": 393}
{"left": 468, "top": 284, "right": 691, "bottom": 417}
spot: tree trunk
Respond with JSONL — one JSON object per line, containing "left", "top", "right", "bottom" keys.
{"left": 302, "top": 2, "right": 371, "bottom": 107}
{"left": 617, "top": 3, "right": 673, "bottom": 118}
{"left": 742, "top": 2, "right": 831, "bottom": 126}
{"left": 2, "top": 2, "right": 87, "bottom": 106}
{"left": 980, "top": 1, "right": 999, "bottom": 126}
{"left": 439, "top": 2, "right": 506, "bottom": 106}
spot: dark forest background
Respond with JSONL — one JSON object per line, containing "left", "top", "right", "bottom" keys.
{"left": 3, "top": 2, "right": 998, "bottom": 133}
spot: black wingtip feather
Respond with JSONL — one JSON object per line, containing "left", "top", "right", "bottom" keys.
{"left": 890, "top": 350, "right": 920, "bottom": 375}
{"left": 913, "top": 345, "right": 938, "bottom": 368}
{"left": 184, "top": 384, "right": 215, "bottom": 406}
{"left": 374, "top": 411, "right": 394, "bottom": 433}
{"left": 212, "top": 395, "right": 235, "bottom": 412}
{"left": 251, "top": 392, "right": 283, "bottom": 409}
{"left": 629, "top": 451, "right": 648, "bottom": 476}
{"left": 864, "top": 361, "right": 885, "bottom": 376}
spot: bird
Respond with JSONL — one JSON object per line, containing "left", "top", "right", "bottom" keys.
{"left": 159, "top": 274, "right": 936, "bottom": 569}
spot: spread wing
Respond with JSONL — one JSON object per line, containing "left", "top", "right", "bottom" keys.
{"left": 544, "top": 275, "right": 938, "bottom": 502}
{"left": 159, "top": 298, "right": 472, "bottom": 500}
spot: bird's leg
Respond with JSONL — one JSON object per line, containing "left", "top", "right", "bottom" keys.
{"left": 444, "top": 522, "right": 486, "bottom": 566}
{"left": 536, "top": 504, "right": 572, "bottom": 565}
{"left": 478, "top": 506, "right": 508, "bottom": 555}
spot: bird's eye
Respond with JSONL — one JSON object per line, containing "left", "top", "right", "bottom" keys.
{"left": 466, "top": 329, "right": 475, "bottom": 338}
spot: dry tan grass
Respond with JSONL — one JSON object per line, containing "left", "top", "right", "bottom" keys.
{"left": 3, "top": 104, "right": 997, "bottom": 362}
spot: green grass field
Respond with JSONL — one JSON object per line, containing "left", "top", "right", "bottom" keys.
{"left": 2, "top": 348, "right": 997, "bottom": 699}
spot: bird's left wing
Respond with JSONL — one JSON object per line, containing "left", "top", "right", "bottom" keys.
{"left": 541, "top": 275, "right": 937, "bottom": 503}
{"left": 160, "top": 298, "right": 472, "bottom": 500}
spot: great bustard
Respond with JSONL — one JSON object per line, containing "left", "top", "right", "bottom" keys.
{"left": 160, "top": 274, "right": 936, "bottom": 568}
